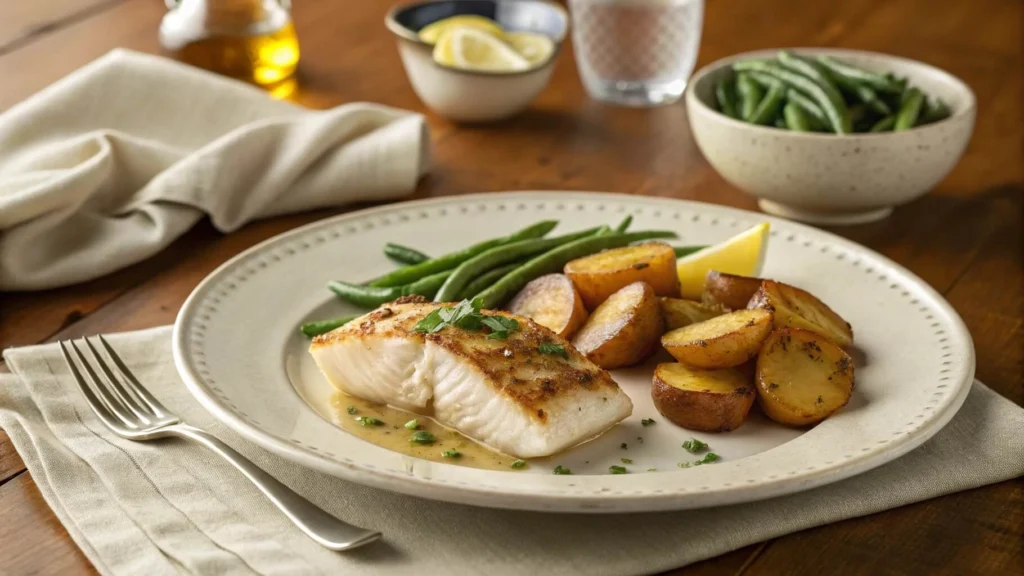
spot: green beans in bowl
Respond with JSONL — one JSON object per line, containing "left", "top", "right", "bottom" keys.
{"left": 686, "top": 49, "right": 975, "bottom": 225}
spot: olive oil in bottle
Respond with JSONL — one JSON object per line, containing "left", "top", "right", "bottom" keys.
{"left": 160, "top": 0, "right": 299, "bottom": 89}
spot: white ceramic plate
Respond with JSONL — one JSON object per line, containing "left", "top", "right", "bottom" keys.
{"left": 173, "top": 192, "right": 975, "bottom": 513}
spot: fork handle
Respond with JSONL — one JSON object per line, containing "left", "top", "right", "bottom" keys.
{"left": 170, "top": 425, "right": 381, "bottom": 551}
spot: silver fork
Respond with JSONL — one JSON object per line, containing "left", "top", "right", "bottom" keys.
{"left": 59, "top": 336, "right": 381, "bottom": 551}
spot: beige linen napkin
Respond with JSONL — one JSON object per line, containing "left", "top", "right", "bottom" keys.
{"left": 0, "top": 49, "right": 429, "bottom": 291}
{"left": 1, "top": 327, "right": 1022, "bottom": 576}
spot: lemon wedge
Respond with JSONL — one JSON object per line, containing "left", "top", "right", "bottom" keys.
{"left": 433, "top": 27, "right": 530, "bottom": 72}
{"left": 418, "top": 15, "right": 505, "bottom": 45}
{"left": 677, "top": 222, "right": 771, "bottom": 300}
{"left": 505, "top": 31, "right": 555, "bottom": 65}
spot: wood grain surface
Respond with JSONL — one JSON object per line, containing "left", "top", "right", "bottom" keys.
{"left": 0, "top": 0, "right": 1020, "bottom": 574}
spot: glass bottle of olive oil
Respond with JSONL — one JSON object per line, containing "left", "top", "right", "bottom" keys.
{"left": 160, "top": 0, "right": 299, "bottom": 90}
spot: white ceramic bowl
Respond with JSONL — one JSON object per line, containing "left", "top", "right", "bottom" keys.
{"left": 686, "top": 49, "right": 976, "bottom": 225}
{"left": 386, "top": 0, "right": 568, "bottom": 123}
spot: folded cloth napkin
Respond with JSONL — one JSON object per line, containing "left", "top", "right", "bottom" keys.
{"left": 0, "top": 49, "right": 429, "bottom": 291}
{"left": 2, "top": 328, "right": 1022, "bottom": 575}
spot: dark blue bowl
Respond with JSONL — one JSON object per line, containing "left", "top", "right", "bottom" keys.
{"left": 386, "top": 0, "right": 568, "bottom": 45}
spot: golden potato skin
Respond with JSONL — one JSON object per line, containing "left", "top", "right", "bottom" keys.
{"left": 748, "top": 280, "right": 854, "bottom": 347}
{"left": 564, "top": 243, "right": 680, "bottom": 309}
{"left": 702, "top": 271, "right": 765, "bottom": 311}
{"left": 651, "top": 363, "right": 755, "bottom": 431}
{"left": 659, "top": 298, "right": 724, "bottom": 331}
{"left": 571, "top": 281, "right": 664, "bottom": 369}
{"left": 661, "top": 308, "right": 774, "bottom": 368}
{"left": 756, "top": 328, "right": 855, "bottom": 427}
{"left": 508, "top": 274, "right": 589, "bottom": 338}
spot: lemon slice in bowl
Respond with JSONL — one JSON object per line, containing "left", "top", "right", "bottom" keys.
{"left": 433, "top": 27, "right": 530, "bottom": 72}
{"left": 418, "top": 15, "right": 505, "bottom": 44}
{"left": 677, "top": 222, "right": 770, "bottom": 300}
{"left": 506, "top": 31, "right": 555, "bottom": 65}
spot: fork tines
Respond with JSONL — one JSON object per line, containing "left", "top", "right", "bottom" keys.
{"left": 59, "top": 336, "right": 172, "bottom": 432}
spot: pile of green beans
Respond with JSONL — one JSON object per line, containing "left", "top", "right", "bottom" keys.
{"left": 299, "top": 217, "right": 681, "bottom": 338}
{"left": 717, "top": 51, "right": 951, "bottom": 134}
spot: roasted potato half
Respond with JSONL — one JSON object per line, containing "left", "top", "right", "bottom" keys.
{"left": 661, "top": 308, "right": 773, "bottom": 368}
{"left": 756, "top": 328, "right": 855, "bottom": 427}
{"left": 659, "top": 297, "right": 724, "bottom": 331}
{"left": 508, "top": 274, "right": 588, "bottom": 338}
{"left": 702, "top": 271, "right": 765, "bottom": 311}
{"left": 748, "top": 280, "right": 854, "bottom": 347}
{"left": 564, "top": 242, "right": 680, "bottom": 309}
{"left": 651, "top": 363, "right": 755, "bottom": 431}
{"left": 572, "top": 281, "right": 664, "bottom": 369}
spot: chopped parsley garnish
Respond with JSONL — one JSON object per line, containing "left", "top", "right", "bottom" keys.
{"left": 621, "top": 458, "right": 633, "bottom": 464}
{"left": 641, "top": 418, "right": 656, "bottom": 426}
{"left": 682, "top": 438, "right": 709, "bottom": 453}
{"left": 678, "top": 453, "right": 720, "bottom": 468}
{"left": 647, "top": 468, "right": 656, "bottom": 472}
{"left": 609, "top": 465, "right": 628, "bottom": 474}
{"left": 413, "top": 298, "right": 518, "bottom": 339}
{"left": 404, "top": 419, "right": 420, "bottom": 430}
{"left": 441, "top": 449, "right": 461, "bottom": 458}
{"left": 553, "top": 465, "right": 572, "bottom": 475}
{"left": 698, "top": 453, "right": 719, "bottom": 464}
{"left": 481, "top": 315, "right": 519, "bottom": 340}
{"left": 410, "top": 431, "right": 436, "bottom": 445}
{"left": 355, "top": 416, "right": 383, "bottom": 427}
{"left": 538, "top": 341, "right": 569, "bottom": 358}
{"left": 620, "top": 443, "right": 628, "bottom": 450}
{"left": 346, "top": 406, "right": 357, "bottom": 415}
{"left": 511, "top": 459, "right": 527, "bottom": 469}
{"left": 631, "top": 262, "right": 650, "bottom": 270}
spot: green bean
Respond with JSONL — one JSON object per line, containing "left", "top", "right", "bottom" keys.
{"left": 736, "top": 72, "right": 765, "bottom": 121}
{"left": 748, "top": 81, "right": 786, "bottom": 126}
{"left": 301, "top": 314, "right": 361, "bottom": 338}
{"left": 328, "top": 283, "right": 400, "bottom": 308}
{"left": 869, "top": 116, "right": 896, "bottom": 133}
{"left": 473, "top": 230, "right": 678, "bottom": 309}
{"left": 368, "top": 220, "right": 557, "bottom": 287}
{"left": 330, "top": 269, "right": 453, "bottom": 308}
{"left": 614, "top": 215, "right": 633, "bottom": 233}
{"left": 815, "top": 56, "right": 901, "bottom": 93}
{"left": 733, "top": 60, "right": 850, "bottom": 133}
{"left": 783, "top": 103, "right": 815, "bottom": 132}
{"left": 434, "top": 227, "right": 603, "bottom": 302}
{"left": 457, "top": 262, "right": 521, "bottom": 301}
{"left": 715, "top": 78, "right": 740, "bottom": 119}
{"left": 383, "top": 243, "right": 430, "bottom": 265}
{"left": 674, "top": 245, "right": 708, "bottom": 258}
{"left": 785, "top": 89, "right": 829, "bottom": 128}
{"left": 895, "top": 88, "right": 924, "bottom": 131}
{"left": 920, "top": 98, "right": 951, "bottom": 125}
{"left": 777, "top": 51, "right": 849, "bottom": 116}
{"left": 832, "top": 74, "right": 891, "bottom": 115}
{"left": 849, "top": 104, "right": 867, "bottom": 127}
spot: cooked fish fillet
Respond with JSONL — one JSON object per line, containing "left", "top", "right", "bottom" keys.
{"left": 309, "top": 301, "right": 632, "bottom": 458}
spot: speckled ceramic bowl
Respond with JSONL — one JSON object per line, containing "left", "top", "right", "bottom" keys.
{"left": 686, "top": 49, "right": 976, "bottom": 225}
{"left": 386, "top": 0, "right": 568, "bottom": 123}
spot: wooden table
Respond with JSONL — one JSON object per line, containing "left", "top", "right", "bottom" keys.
{"left": 1, "top": 0, "right": 1021, "bottom": 573}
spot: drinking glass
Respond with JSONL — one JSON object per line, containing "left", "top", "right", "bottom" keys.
{"left": 569, "top": 0, "right": 704, "bottom": 107}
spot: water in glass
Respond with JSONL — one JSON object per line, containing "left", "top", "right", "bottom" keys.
{"left": 570, "top": 0, "right": 704, "bottom": 106}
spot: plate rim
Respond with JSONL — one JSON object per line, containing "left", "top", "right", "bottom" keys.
{"left": 172, "top": 191, "right": 976, "bottom": 512}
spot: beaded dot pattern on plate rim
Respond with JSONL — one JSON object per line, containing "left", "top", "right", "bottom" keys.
{"left": 178, "top": 193, "right": 971, "bottom": 498}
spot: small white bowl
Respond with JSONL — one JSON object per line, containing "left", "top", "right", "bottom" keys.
{"left": 385, "top": 0, "right": 568, "bottom": 123}
{"left": 686, "top": 48, "right": 976, "bottom": 225}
